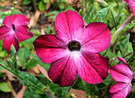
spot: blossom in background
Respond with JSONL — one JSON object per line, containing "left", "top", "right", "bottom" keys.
{"left": 124, "top": 0, "right": 135, "bottom": 15}
{"left": 33, "top": 10, "right": 111, "bottom": 86}
{"left": 0, "top": 14, "right": 33, "bottom": 53}
{"left": 108, "top": 57, "right": 133, "bottom": 98}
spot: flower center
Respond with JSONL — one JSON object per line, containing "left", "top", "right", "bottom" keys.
{"left": 12, "top": 24, "right": 15, "bottom": 31}
{"left": 68, "top": 41, "right": 81, "bottom": 51}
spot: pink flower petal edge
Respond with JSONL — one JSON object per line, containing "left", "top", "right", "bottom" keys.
{"left": 110, "top": 57, "right": 133, "bottom": 83}
{"left": 108, "top": 57, "right": 133, "bottom": 98}
{"left": 3, "top": 35, "right": 19, "bottom": 53}
{"left": 48, "top": 56, "right": 77, "bottom": 87}
{"left": 124, "top": 0, "right": 135, "bottom": 16}
{"left": 82, "top": 22, "right": 111, "bottom": 53}
{"left": 117, "top": 57, "right": 127, "bottom": 65}
{"left": 55, "top": 10, "right": 84, "bottom": 43}
{"left": 108, "top": 82, "right": 132, "bottom": 98}
{"left": 77, "top": 53, "right": 109, "bottom": 84}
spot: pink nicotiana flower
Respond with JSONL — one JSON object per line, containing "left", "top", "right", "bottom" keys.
{"left": 124, "top": 0, "right": 128, "bottom": 2}
{"left": 124, "top": 0, "right": 135, "bottom": 15}
{"left": 33, "top": 10, "right": 111, "bottom": 87}
{"left": 0, "top": 14, "right": 33, "bottom": 53}
{"left": 108, "top": 57, "right": 133, "bottom": 98}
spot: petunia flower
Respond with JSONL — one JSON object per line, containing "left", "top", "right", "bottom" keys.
{"left": 0, "top": 14, "right": 33, "bottom": 53}
{"left": 124, "top": 0, "right": 135, "bottom": 15}
{"left": 33, "top": 10, "right": 111, "bottom": 87}
{"left": 108, "top": 57, "right": 133, "bottom": 98}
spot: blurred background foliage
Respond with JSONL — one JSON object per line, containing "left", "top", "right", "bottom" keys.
{"left": 0, "top": 0, "right": 135, "bottom": 98}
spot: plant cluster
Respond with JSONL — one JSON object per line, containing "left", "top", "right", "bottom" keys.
{"left": 0, "top": 0, "right": 135, "bottom": 98}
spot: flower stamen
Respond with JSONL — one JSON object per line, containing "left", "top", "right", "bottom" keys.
{"left": 12, "top": 24, "right": 15, "bottom": 31}
{"left": 68, "top": 41, "right": 81, "bottom": 51}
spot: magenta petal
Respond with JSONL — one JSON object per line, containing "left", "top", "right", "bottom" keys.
{"left": 82, "top": 22, "right": 111, "bottom": 53}
{"left": 15, "top": 26, "right": 33, "bottom": 42}
{"left": 3, "top": 35, "right": 19, "bottom": 53}
{"left": 12, "top": 14, "right": 29, "bottom": 26}
{"left": 110, "top": 64, "right": 133, "bottom": 83}
{"left": 124, "top": 0, "right": 128, "bottom": 2}
{"left": 3, "top": 16, "right": 13, "bottom": 28}
{"left": 3, "top": 14, "right": 29, "bottom": 28}
{"left": 55, "top": 10, "right": 84, "bottom": 43}
{"left": 77, "top": 53, "right": 108, "bottom": 84}
{"left": 128, "top": 0, "right": 135, "bottom": 16}
{"left": 118, "top": 57, "right": 128, "bottom": 65}
{"left": 33, "top": 35, "right": 67, "bottom": 64}
{"left": 108, "top": 82, "right": 132, "bottom": 98}
{"left": 0, "top": 26, "right": 10, "bottom": 40}
{"left": 48, "top": 57, "right": 77, "bottom": 87}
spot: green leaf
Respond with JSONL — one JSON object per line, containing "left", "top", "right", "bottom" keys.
{"left": 96, "top": 7, "right": 109, "bottom": 22}
{"left": 22, "top": 0, "right": 33, "bottom": 5}
{"left": 9, "top": 46, "right": 18, "bottom": 73}
{"left": 30, "top": 54, "right": 51, "bottom": 71}
{"left": 0, "top": 61, "right": 8, "bottom": 71}
{"left": 18, "top": 71, "right": 45, "bottom": 92}
{"left": 18, "top": 48, "right": 29, "bottom": 65}
{"left": 10, "top": 45, "right": 16, "bottom": 57}
{"left": 117, "top": 51, "right": 122, "bottom": 57}
{"left": 26, "top": 59, "right": 38, "bottom": 71}
{"left": 0, "top": 82, "right": 11, "bottom": 92}
{"left": 46, "top": 11, "right": 59, "bottom": 16}
{"left": 38, "top": 1, "right": 46, "bottom": 12}
{"left": 0, "top": 51, "right": 6, "bottom": 58}
{"left": 24, "top": 88, "right": 49, "bottom": 98}
{"left": 83, "top": 83, "right": 92, "bottom": 94}
{"left": 30, "top": 54, "right": 40, "bottom": 61}
{"left": 72, "top": 77, "right": 84, "bottom": 91}
{"left": 49, "top": 84, "right": 69, "bottom": 98}
{"left": 58, "top": 4, "right": 65, "bottom": 9}
{"left": 106, "top": 50, "right": 116, "bottom": 58}
{"left": 102, "top": 74, "right": 112, "bottom": 85}
{"left": 43, "top": 0, "right": 50, "bottom": 3}
{"left": 121, "top": 34, "right": 129, "bottom": 52}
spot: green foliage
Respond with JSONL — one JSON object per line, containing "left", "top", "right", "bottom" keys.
{"left": 30, "top": 54, "right": 51, "bottom": 71}
{"left": 24, "top": 88, "right": 49, "bottom": 98}
{"left": 18, "top": 48, "right": 29, "bottom": 65}
{"left": 9, "top": 45, "right": 18, "bottom": 73}
{"left": 18, "top": 71, "right": 47, "bottom": 95}
{"left": 96, "top": 7, "right": 109, "bottom": 22}
{"left": 38, "top": 1, "right": 46, "bottom": 12}
{"left": 22, "top": 0, "right": 33, "bottom": 5}
{"left": 0, "top": 0, "right": 135, "bottom": 97}
{"left": 0, "top": 82, "right": 11, "bottom": 92}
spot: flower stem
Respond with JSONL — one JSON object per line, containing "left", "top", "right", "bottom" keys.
{"left": 111, "top": 13, "right": 135, "bottom": 45}
{"left": 0, "top": 63, "right": 23, "bottom": 79}
{"left": 100, "top": 78, "right": 114, "bottom": 98}
{"left": 127, "top": 54, "right": 135, "bottom": 62}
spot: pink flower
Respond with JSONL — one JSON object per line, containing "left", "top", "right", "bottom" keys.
{"left": 0, "top": 14, "right": 33, "bottom": 53}
{"left": 124, "top": 0, "right": 135, "bottom": 15}
{"left": 33, "top": 10, "right": 111, "bottom": 86}
{"left": 108, "top": 57, "right": 133, "bottom": 98}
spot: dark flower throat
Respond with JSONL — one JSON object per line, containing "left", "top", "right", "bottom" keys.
{"left": 68, "top": 41, "right": 81, "bottom": 51}
{"left": 12, "top": 24, "right": 15, "bottom": 31}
